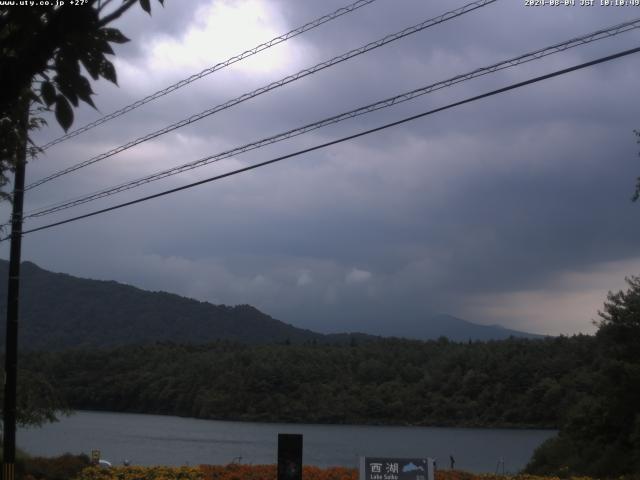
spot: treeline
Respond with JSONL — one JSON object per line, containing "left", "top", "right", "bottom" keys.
{"left": 21, "top": 335, "right": 596, "bottom": 428}
{"left": 525, "top": 277, "right": 640, "bottom": 477}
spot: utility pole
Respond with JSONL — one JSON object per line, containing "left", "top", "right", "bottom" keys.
{"left": 3, "top": 99, "right": 28, "bottom": 480}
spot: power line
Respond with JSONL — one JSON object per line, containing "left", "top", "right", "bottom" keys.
{"left": 37, "top": 0, "right": 380, "bottom": 152}
{"left": 21, "top": 18, "right": 640, "bottom": 220}
{"left": 10, "top": 45, "right": 639, "bottom": 240}
{"left": 25, "top": 0, "right": 497, "bottom": 191}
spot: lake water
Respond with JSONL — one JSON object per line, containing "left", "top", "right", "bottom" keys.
{"left": 18, "top": 411, "right": 555, "bottom": 473}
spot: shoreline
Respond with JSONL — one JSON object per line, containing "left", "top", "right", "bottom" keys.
{"left": 59, "top": 409, "right": 559, "bottom": 432}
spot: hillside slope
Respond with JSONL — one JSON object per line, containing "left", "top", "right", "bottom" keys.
{"left": 0, "top": 260, "right": 540, "bottom": 349}
{"left": 0, "top": 261, "right": 327, "bottom": 350}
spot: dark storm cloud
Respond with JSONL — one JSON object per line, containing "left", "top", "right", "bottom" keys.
{"left": 4, "top": 0, "right": 640, "bottom": 336}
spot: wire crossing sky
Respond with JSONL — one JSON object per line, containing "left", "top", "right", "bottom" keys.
{"left": 6, "top": 0, "right": 640, "bottom": 337}
{"left": 36, "top": 0, "right": 381, "bottom": 152}
{"left": 20, "top": 17, "right": 640, "bottom": 221}
{"left": 11, "top": 45, "right": 640, "bottom": 241}
{"left": 25, "top": 0, "right": 497, "bottom": 191}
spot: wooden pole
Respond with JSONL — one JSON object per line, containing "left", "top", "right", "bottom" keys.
{"left": 3, "top": 100, "right": 28, "bottom": 480}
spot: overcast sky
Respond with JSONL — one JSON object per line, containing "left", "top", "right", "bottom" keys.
{"left": 2, "top": 0, "right": 640, "bottom": 336}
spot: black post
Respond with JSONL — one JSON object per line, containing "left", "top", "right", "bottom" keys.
{"left": 2, "top": 101, "right": 28, "bottom": 480}
{"left": 277, "top": 433, "right": 303, "bottom": 480}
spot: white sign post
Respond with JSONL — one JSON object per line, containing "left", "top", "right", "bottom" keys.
{"left": 359, "top": 457, "right": 435, "bottom": 480}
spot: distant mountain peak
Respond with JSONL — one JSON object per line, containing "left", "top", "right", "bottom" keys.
{"left": 0, "top": 259, "right": 543, "bottom": 350}
{"left": 376, "top": 311, "right": 543, "bottom": 341}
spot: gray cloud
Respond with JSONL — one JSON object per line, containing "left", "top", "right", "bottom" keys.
{"left": 3, "top": 0, "right": 640, "bottom": 337}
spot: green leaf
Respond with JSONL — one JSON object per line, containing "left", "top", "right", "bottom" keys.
{"left": 139, "top": 0, "right": 151, "bottom": 14}
{"left": 41, "top": 81, "right": 56, "bottom": 106}
{"left": 55, "top": 50, "right": 80, "bottom": 79}
{"left": 96, "top": 39, "right": 114, "bottom": 55}
{"left": 54, "top": 75, "right": 79, "bottom": 107}
{"left": 102, "top": 27, "right": 130, "bottom": 44}
{"left": 29, "top": 117, "right": 47, "bottom": 131}
{"left": 80, "top": 51, "right": 101, "bottom": 80}
{"left": 75, "top": 75, "right": 96, "bottom": 109}
{"left": 54, "top": 95, "right": 73, "bottom": 132}
{"left": 99, "top": 58, "right": 117, "bottom": 84}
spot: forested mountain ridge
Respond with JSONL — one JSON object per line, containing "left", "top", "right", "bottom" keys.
{"left": 0, "top": 261, "right": 331, "bottom": 349}
{"left": 0, "top": 260, "right": 539, "bottom": 350}
{"left": 20, "top": 335, "right": 595, "bottom": 428}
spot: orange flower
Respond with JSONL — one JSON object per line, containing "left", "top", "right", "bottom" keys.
{"left": 76, "top": 464, "right": 603, "bottom": 480}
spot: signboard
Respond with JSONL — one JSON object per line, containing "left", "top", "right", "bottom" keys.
{"left": 359, "top": 457, "right": 434, "bottom": 480}
{"left": 90, "top": 449, "right": 100, "bottom": 465}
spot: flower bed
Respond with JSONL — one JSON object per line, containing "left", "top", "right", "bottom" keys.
{"left": 74, "top": 465, "right": 204, "bottom": 480}
{"left": 73, "top": 464, "right": 616, "bottom": 480}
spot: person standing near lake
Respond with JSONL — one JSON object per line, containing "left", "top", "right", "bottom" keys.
{"left": 449, "top": 455, "right": 455, "bottom": 470}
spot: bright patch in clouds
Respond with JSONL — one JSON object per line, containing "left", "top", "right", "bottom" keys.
{"left": 463, "top": 257, "right": 640, "bottom": 336}
{"left": 140, "top": 0, "right": 296, "bottom": 78}
{"left": 297, "top": 270, "right": 312, "bottom": 286}
{"left": 346, "top": 268, "right": 372, "bottom": 284}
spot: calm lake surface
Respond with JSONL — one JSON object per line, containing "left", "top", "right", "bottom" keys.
{"left": 18, "top": 411, "right": 555, "bottom": 473}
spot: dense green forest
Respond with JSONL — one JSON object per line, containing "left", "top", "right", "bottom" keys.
{"left": 21, "top": 335, "right": 595, "bottom": 428}
{"left": 13, "top": 270, "right": 640, "bottom": 479}
{"left": 10, "top": 275, "right": 640, "bottom": 477}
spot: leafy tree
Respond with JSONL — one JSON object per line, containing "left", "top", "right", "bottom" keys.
{"left": 0, "top": 0, "right": 164, "bottom": 198}
{"left": 527, "top": 276, "right": 640, "bottom": 477}
{"left": 598, "top": 275, "right": 640, "bottom": 359}
{"left": 0, "top": 368, "right": 68, "bottom": 426}
{"left": 0, "top": 0, "right": 165, "bottom": 429}
{"left": 590, "top": 276, "right": 640, "bottom": 474}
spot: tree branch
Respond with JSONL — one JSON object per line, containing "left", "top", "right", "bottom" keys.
{"left": 97, "top": 0, "right": 117, "bottom": 13}
{"left": 97, "top": 0, "right": 137, "bottom": 27}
